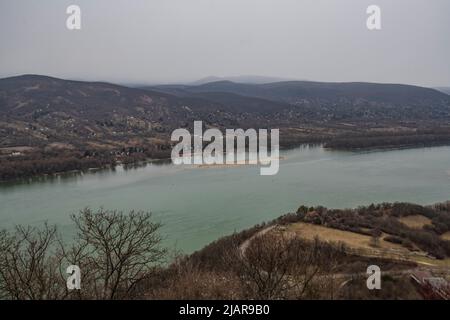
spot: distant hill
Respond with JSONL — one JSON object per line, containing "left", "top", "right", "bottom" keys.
{"left": 148, "top": 80, "right": 450, "bottom": 122}
{"left": 2, "top": 75, "right": 450, "bottom": 180}
{"left": 0, "top": 75, "right": 241, "bottom": 148}
{"left": 435, "top": 87, "right": 450, "bottom": 95}
{"left": 2, "top": 74, "right": 450, "bottom": 150}
{"left": 174, "top": 80, "right": 450, "bottom": 105}
{"left": 191, "top": 75, "right": 294, "bottom": 85}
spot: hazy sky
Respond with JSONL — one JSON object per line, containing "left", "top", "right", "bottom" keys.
{"left": 0, "top": 0, "right": 449, "bottom": 86}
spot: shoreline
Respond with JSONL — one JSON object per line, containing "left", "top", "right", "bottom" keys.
{"left": 2, "top": 140, "right": 450, "bottom": 184}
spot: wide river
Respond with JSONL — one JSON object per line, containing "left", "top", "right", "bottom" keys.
{"left": 1, "top": 145, "right": 450, "bottom": 253}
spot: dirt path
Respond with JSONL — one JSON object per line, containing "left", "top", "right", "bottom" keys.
{"left": 239, "top": 225, "right": 277, "bottom": 257}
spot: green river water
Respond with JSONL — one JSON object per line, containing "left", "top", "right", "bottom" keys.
{"left": 1, "top": 145, "right": 449, "bottom": 253}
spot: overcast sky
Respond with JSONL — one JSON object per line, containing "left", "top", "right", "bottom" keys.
{"left": 0, "top": 0, "right": 449, "bottom": 87}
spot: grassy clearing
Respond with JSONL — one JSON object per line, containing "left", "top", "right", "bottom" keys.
{"left": 441, "top": 231, "right": 450, "bottom": 241}
{"left": 398, "top": 215, "right": 432, "bottom": 229}
{"left": 284, "top": 222, "right": 446, "bottom": 267}
{"left": 412, "top": 256, "right": 450, "bottom": 268}
{"left": 286, "top": 222, "right": 405, "bottom": 251}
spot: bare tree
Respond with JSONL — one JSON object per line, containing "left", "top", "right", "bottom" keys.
{"left": 62, "top": 208, "right": 167, "bottom": 299}
{"left": 369, "top": 229, "right": 381, "bottom": 248}
{"left": 0, "top": 208, "right": 167, "bottom": 300}
{"left": 227, "top": 231, "right": 342, "bottom": 299}
{"left": 0, "top": 224, "right": 66, "bottom": 300}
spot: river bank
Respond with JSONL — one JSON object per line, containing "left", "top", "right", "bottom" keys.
{"left": 2, "top": 145, "right": 450, "bottom": 253}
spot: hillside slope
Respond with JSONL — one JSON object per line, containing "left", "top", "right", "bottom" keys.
{"left": 0, "top": 75, "right": 240, "bottom": 148}
{"left": 2, "top": 75, "right": 450, "bottom": 180}
{"left": 149, "top": 80, "right": 450, "bottom": 122}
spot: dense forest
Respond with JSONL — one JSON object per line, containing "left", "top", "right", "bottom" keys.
{"left": 0, "top": 146, "right": 171, "bottom": 182}
{"left": 324, "top": 130, "right": 450, "bottom": 150}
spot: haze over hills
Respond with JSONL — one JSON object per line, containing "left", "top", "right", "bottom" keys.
{"left": 436, "top": 87, "right": 450, "bottom": 95}
{"left": 1, "top": 74, "right": 450, "bottom": 151}
{"left": 148, "top": 79, "right": 450, "bottom": 122}
{"left": 0, "top": 75, "right": 243, "bottom": 148}
{"left": 2, "top": 74, "right": 450, "bottom": 181}
{"left": 152, "top": 80, "right": 450, "bottom": 105}
{"left": 190, "top": 75, "right": 295, "bottom": 85}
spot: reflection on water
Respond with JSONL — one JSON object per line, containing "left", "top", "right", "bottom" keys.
{"left": 0, "top": 158, "right": 173, "bottom": 190}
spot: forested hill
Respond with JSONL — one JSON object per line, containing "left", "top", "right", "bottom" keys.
{"left": 149, "top": 80, "right": 450, "bottom": 121}
{"left": 2, "top": 75, "right": 450, "bottom": 181}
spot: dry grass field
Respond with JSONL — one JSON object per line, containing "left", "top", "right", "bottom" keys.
{"left": 441, "top": 231, "right": 450, "bottom": 241}
{"left": 398, "top": 215, "right": 432, "bottom": 229}
{"left": 283, "top": 222, "right": 450, "bottom": 267}
{"left": 285, "top": 222, "right": 406, "bottom": 252}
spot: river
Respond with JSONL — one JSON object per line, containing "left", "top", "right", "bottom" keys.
{"left": 1, "top": 145, "right": 450, "bottom": 253}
